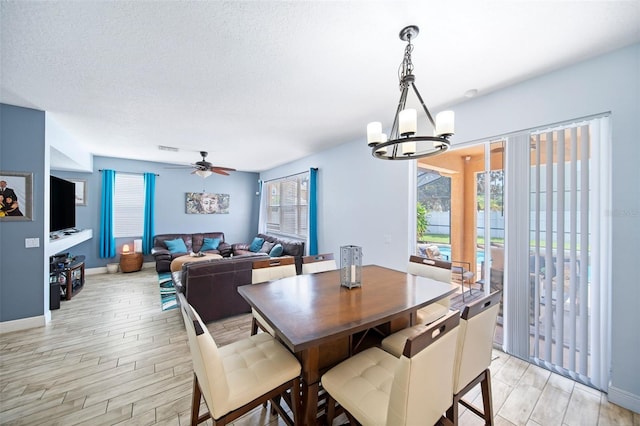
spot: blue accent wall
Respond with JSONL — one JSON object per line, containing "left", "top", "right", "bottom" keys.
{"left": 53, "top": 156, "right": 260, "bottom": 268}
{"left": 0, "top": 104, "right": 47, "bottom": 322}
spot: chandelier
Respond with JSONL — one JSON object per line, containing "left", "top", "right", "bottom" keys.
{"left": 367, "top": 25, "right": 454, "bottom": 160}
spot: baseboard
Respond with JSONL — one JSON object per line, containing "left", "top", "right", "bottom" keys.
{"left": 86, "top": 261, "right": 155, "bottom": 276}
{"left": 608, "top": 386, "right": 640, "bottom": 414}
{"left": 0, "top": 315, "right": 46, "bottom": 334}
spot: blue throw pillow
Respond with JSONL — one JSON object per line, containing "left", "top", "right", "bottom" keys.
{"left": 200, "top": 237, "right": 221, "bottom": 252}
{"left": 249, "top": 237, "right": 265, "bottom": 252}
{"left": 165, "top": 238, "right": 188, "bottom": 254}
{"left": 269, "top": 243, "right": 283, "bottom": 257}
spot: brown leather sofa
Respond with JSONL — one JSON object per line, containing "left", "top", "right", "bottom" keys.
{"left": 151, "top": 232, "right": 232, "bottom": 272}
{"left": 232, "top": 233, "right": 305, "bottom": 274}
{"left": 171, "top": 253, "right": 267, "bottom": 323}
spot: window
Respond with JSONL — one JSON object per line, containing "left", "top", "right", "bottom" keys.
{"left": 113, "top": 173, "right": 144, "bottom": 238}
{"left": 262, "top": 172, "right": 309, "bottom": 239}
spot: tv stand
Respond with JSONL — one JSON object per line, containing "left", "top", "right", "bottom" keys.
{"left": 51, "top": 255, "right": 85, "bottom": 300}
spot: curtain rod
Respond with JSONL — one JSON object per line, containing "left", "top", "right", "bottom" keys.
{"left": 262, "top": 168, "right": 317, "bottom": 183}
{"left": 99, "top": 169, "right": 159, "bottom": 176}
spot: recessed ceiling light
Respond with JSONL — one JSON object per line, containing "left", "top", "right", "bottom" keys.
{"left": 464, "top": 89, "right": 478, "bottom": 98}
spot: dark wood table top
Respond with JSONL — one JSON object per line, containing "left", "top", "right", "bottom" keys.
{"left": 238, "top": 264, "right": 457, "bottom": 353}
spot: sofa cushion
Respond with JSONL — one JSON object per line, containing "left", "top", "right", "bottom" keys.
{"left": 201, "top": 237, "right": 221, "bottom": 252}
{"left": 269, "top": 243, "right": 284, "bottom": 257}
{"left": 249, "top": 237, "right": 265, "bottom": 252}
{"left": 259, "top": 241, "right": 275, "bottom": 254}
{"left": 165, "top": 238, "right": 188, "bottom": 254}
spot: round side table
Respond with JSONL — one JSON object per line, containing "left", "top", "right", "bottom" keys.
{"left": 120, "top": 253, "right": 143, "bottom": 273}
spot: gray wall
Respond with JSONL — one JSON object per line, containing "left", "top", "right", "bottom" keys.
{"left": 0, "top": 104, "right": 48, "bottom": 323}
{"left": 53, "top": 156, "right": 260, "bottom": 268}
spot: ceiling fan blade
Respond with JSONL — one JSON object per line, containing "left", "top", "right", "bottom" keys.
{"left": 210, "top": 166, "right": 236, "bottom": 172}
{"left": 212, "top": 169, "right": 230, "bottom": 176}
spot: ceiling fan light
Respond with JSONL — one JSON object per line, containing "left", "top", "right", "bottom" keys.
{"left": 195, "top": 169, "right": 212, "bottom": 178}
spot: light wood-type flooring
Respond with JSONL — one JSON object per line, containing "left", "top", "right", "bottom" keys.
{"left": 1, "top": 268, "right": 638, "bottom": 425}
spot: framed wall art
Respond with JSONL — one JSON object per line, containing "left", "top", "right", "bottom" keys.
{"left": 185, "top": 193, "right": 230, "bottom": 214}
{"left": 0, "top": 171, "right": 33, "bottom": 221}
{"left": 70, "top": 179, "right": 87, "bottom": 206}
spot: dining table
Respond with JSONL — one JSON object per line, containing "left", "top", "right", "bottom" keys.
{"left": 237, "top": 264, "right": 457, "bottom": 425}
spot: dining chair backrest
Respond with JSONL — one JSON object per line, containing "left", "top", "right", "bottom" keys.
{"left": 301, "top": 253, "right": 337, "bottom": 274}
{"left": 387, "top": 312, "right": 460, "bottom": 425}
{"left": 251, "top": 256, "right": 297, "bottom": 284}
{"left": 408, "top": 255, "right": 452, "bottom": 283}
{"left": 178, "top": 292, "right": 229, "bottom": 419}
{"left": 453, "top": 291, "right": 502, "bottom": 393}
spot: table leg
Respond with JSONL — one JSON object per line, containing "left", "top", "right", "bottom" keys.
{"left": 298, "top": 347, "right": 320, "bottom": 426}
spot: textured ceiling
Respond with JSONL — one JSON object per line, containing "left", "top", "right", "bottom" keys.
{"left": 2, "top": 1, "right": 639, "bottom": 172}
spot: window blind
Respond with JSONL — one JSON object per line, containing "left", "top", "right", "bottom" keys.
{"left": 113, "top": 173, "right": 144, "bottom": 238}
{"left": 261, "top": 172, "right": 309, "bottom": 240}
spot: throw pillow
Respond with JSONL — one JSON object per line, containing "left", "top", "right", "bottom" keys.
{"left": 269, "top": 243, "right": 284, "bottom": 257}
{"left": 165, "top": 238, "right": 188, "bottom": 254}
{"left": 249, "top": 237, "right": 265, "bottom": 252}
{"left": 200, "top": 237, "right": 221, "bottom": 252}
{"left": 259, "top": 241, "right": 275, "bottom": 254}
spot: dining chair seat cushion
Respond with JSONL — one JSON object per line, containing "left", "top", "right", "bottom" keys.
{"left": 380, "top": 324, "right": 426, "bottom": 358}
{"left": 215, "top": 332, "right": 300, "bottom": 416}
{"left": 321, "top": 347, "right": 397, "bottom": 425}
{"left": 416, "top": 303, "right": 451, "bottom": 326}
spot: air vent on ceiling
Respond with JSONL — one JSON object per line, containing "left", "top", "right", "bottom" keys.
{"left": 158, "top": 145, "right": 179, "bottom": 152}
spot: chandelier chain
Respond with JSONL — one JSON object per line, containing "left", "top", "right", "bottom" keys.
{"left": 398, "top": 41, "right": 414, "bottom": 90}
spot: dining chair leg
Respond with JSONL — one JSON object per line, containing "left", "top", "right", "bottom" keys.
{"left": 191, "top": 373, "right": 202, "bottom": 426}
{"left": 325, "top": 392, "right": 335, "bottom": 425}
{"left": 480, "top": 369, "right": 494, "bottom": 425}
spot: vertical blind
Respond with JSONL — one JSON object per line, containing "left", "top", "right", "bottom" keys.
{"left": 507, "top": 115, "right": 610, "bottom": 390}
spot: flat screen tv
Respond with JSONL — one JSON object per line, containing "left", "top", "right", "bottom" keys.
{"left": 50, "top": 175, "right": 76, "bottom": 232}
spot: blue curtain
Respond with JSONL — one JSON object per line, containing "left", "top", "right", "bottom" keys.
{"left": 99, "top": 169, "right": 116, "bottom": 258}
{"left": 309, "top": 168, "right": 318, "bottom": 255}
{"left": 142, "top": 173, "right": 156, "bottom": 255}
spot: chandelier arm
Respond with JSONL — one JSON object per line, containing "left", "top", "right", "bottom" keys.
{"left": 392, "top": 86, "right": 409, "bottom": 136}
{"left": 410, "top": 82, "right": 436, "bottom": 128}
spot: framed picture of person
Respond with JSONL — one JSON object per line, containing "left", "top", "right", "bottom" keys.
{"left": 70, "top": 179, "right": 87, "bottom": 206}
{"left": 0, "top": 171, "right": 33, "bottom": 221}
{"left": 185, "top": 192, "right": 230, "bottom": 214}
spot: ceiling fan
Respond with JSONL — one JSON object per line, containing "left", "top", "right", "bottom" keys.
{"left": 167, "top": 151, "right": 236, "bottom": 177}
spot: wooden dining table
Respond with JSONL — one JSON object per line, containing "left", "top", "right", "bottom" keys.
{"left": 237, "top": 264, "right": 457, "bottom": 425}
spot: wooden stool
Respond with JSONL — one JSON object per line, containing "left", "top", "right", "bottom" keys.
{"left": 120, "top": 253, "right": 143, "bottom": 273}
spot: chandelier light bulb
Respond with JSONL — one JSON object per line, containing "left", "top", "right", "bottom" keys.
{"left": 399, "top": 109, "right": 417, "bottom": 136}
{"left": 367, "top": 122, "right": 383, "bottom": 146}
{"left": 436, "top": 110, "right": 455, "bottom": 136}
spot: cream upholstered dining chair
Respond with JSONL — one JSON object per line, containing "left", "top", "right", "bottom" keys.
{"left": 177, "top": 292, "right": 301, "bottom": 426}
{"left": 408, "top": 255, "right": 453, "bottom": 325}
{"left": 321, "top": 312, "right": 460, "bottom": 426}
{"left": 301, "top": 253, "right": 337, "bottom": 274}
{"left": 250, "top": 256, "right": 297, "bottom": 335}
{"left": 380, "top": 291, "right": 502, "bottom": 425}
